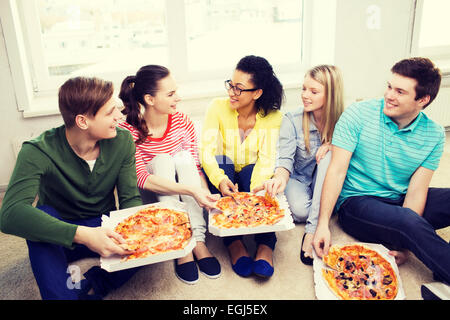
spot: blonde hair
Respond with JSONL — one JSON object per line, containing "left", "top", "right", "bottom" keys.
{"left": 302, "top": 65, "right": 344, "bottom": 153}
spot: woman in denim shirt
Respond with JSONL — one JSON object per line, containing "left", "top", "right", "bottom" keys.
{"left": 256, "top": 65, "right": 344, "bottom": 265}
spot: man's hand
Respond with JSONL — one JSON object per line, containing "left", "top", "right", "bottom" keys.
{"left": 218, "top": 178, "right": 238, "bottom": 197}
{"left": 312, "top": 223, "right": 331, "bottom": 258}
{"left": 74, "top": 226, "right": 132, "bottom": 257}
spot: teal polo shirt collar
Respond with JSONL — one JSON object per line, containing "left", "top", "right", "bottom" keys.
{"left": 381, "top": 100, "right": 424, "bottom": 133}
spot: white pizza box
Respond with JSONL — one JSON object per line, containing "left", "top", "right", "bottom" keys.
{"left": 100, "top": 200, "right": 196, "bottom": 273}
{"left": 312, "top": 242, "right": 406, "bottom": 300}
{"left": 208, "top": 191, "right": 295, "bottom": 237}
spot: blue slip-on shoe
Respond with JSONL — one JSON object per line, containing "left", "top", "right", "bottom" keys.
{"left": 253, "top": 259, "right": 274, "bottom": 278}
{"left": 196, "top": 257, "right": 221, "bottom": 279}
{"left": 175, "top": 260, "right": 199, "bottom": 285}
{"left": 231, "top": 256, "right": 253, "bottom": 277}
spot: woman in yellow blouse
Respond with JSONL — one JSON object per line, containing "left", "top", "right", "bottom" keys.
{"left": 201, "top": 55, "right": 284, "bottom": 278}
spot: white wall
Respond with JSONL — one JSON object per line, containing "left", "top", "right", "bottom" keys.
{"left": 0, "top": 25, "right": 64, "bottom": 190}
{"left": 0, "top": 0, "right": 416, "bottom": 189}
{"left": 335, "top": 0, "right": 414, "bottom": 101}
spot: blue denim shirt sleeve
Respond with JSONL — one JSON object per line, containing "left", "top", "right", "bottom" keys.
{"left": 276, "top": 112, "right": 298, "bottom": 174}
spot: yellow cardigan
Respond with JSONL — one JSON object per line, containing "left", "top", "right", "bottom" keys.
{"left": 200, "top": 97, "right": 282, "bottom": 191}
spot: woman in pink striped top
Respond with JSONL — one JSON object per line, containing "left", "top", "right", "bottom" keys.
{"left": 118, "top": 65, "right": 221, "bottom": 284}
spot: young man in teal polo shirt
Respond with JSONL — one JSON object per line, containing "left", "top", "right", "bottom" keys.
{"left": 0, "top": 77, "right": 143, "bottom": 299}
{"left": 313, "top": 57, "right": 450, "bottom": 299}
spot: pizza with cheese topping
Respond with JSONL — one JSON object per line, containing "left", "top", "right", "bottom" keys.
{"left": 212, "top": 192, "right": 285, "bottom": 228}
{"left": 114, "top": 206, "right": 192, "bottom": 260}
{"left": 322, "top": 244, "right": 398, "bottom": 300}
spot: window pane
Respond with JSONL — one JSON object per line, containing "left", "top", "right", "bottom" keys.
{"left": 184, "top": 0, "right": 303, "bottom": 73}
{"left": 419, "top": 0, "right": 450, "bottom": 48}
{"left": 37, "top": 0, "right": 168, "bottom": 77}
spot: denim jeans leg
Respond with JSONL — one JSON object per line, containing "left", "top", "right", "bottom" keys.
{"left": 254, "top": 232, "right": 277, "bottom": 251}
{"left": 27, "top": 239, "right": 80, "bottom": 300}
{"left": 284, "top": 176, "right": 311, "bottom": 223}
{"left": 306, "top": 151, "right": 331, "bottom": 234}
{"left": 26, "top": 205, "right": 97, "bottom": 300}
{"left": 236, "top": 164, "right": 255, "bottom": 192}
{"left": 27, "top": 205, "right": 141, "bottom": 299}
{"left": 338, "top": 196, "right": 450, "bottom": 284}
{"left": 422, "top": 187, "right": 450, "bottom": 229}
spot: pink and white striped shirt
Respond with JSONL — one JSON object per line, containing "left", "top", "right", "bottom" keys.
{"left": 118, "top": 112, "right": 202, "bottom": 189}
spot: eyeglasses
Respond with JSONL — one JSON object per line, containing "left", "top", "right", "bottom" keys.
{"left": 224, "top": 80, "right": 258, "bottom": 96}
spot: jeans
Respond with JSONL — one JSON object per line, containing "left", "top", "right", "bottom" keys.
{"left": 284, "top": 151, "right": 331, "bottom": 234}
{"left": 204, "top": 155, "right": 277, "bottom": 250}
{"left": 337, "top": 187, "right": 450, "bottom": 284}
{"left": 26, "top": 205, "right": 140, "bottom": 300}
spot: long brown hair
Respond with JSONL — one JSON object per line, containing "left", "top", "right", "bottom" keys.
{"left": 119, "top": 65, "right": 170, "bottom": 143}
{"left": 302, "top": 65, "right": 344, "bottom": 153}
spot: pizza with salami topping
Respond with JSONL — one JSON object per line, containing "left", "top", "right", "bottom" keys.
{"left": 321, "top": 244, "right": 398, "bottom": 300}
{"left": 114, "top": 206, "right": 192, "bottom": 261}
{"left": 212, "top": 192, "right": 285, "bottom": 228}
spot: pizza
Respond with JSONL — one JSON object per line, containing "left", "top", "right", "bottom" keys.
{"left": 212, "top": 192, "right": 285, "bottom": 228}
{"left": 321, "top": 244, "right": 398, "bottom": 300}
{"left": 114, "top": 206, "right": 192, "bottom": 260}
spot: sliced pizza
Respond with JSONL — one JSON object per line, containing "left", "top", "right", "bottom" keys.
{"left": 114, "top": 206, "right": 192, "bottom": 261}
{"left": 322, "top": 244, "right": 398, "bottom": 300}
{"left": 213, "top": 192, "right": 285, "bottom": 229}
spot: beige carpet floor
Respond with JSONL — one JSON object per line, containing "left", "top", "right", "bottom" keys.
{"left": 0, "top": 132, "right": 449, "bottom": 300}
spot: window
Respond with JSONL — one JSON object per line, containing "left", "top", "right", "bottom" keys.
{"left": 2, "top": 0, "right": 308, "bottom": 114}
{"left": 184, "top": 0, "right": 303, "bottom": 74}
{"left": 412, "top": 0, "right": 450, "bottom": 64}
{"left": 22, "top": 0, "right": 170, "bottom": 92}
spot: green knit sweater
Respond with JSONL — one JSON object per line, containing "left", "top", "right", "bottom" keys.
{"left": 0, "top": 126, "right": 142, "bottom": 248}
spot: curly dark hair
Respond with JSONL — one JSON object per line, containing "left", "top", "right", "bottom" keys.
{"left": 236, "top": 55, "right": 285, "bottom": 116}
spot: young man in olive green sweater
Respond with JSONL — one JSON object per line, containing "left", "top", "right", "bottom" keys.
{"left": 0, "top": 77, "right": 143, "bottom": 299}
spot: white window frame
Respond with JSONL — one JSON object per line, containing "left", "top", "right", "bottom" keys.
{"left": 2, "top": 0, "right": 314, "bottom": 117}
{"left": 410, "top": 0, "right": 450, "bottom": 70}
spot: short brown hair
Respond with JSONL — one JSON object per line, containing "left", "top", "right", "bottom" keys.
{"left": 58, "top": 77, "right": 114, "bottom": 128}
{"left": 391, "top": 57, "right": 441, "bottom": 109}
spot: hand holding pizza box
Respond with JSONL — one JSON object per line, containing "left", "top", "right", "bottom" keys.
{"left": 100, "top": 201, "right": 196, "bottom": 272}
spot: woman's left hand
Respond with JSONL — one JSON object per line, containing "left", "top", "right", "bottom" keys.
{"left": 191, "top": 187, "right": 221, "bottom": 210}
{"left": 315, "top": 142, "right": 331, "bottom": 163}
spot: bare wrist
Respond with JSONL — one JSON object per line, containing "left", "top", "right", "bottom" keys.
{"left": 73, "top": 225, "right": 88, "bottom": 245}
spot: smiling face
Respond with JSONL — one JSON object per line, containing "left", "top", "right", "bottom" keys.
{"left": 85, "top": 96, "right": 123, "bottom": 140}
{"left": 301, "top": 75, "right": 325, "bottom": 113}
{"left": 227, "top": 69, "right": 262, "bottom": 111}
{"left": 145, "top": 75, "right": 180, "bottom": 115}
{"left": 383, "top": 73, "right": 430, "bottom": 128}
